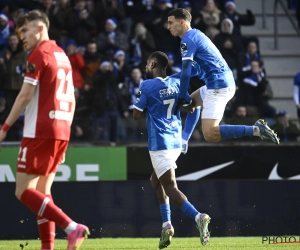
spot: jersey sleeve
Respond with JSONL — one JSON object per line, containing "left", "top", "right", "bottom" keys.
{"left": 294, "top": 73, "right": 300, "bottom": 87}
{"left": 181, "top": 37, "right": 197, "bottom": 62}
{"left": 24, "top": 49, "right": 46, "bottom": 86}
{"left": 133, "top": 81, "right": 148, "bottom": 111}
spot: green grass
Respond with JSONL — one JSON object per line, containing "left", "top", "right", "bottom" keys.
{"left": 1, "top": 237, "right": 300, "bottom": 250}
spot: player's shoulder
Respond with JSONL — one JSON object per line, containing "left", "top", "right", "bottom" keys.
{"left": 140, "top": 78, "right": 160, "bottom": 91}
{"left": 29, "top": 40, "right": 62, "bottom": 60}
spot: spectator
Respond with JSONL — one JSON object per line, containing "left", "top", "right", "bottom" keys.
{"left": 179, "top": 1, "right": 192, "bottom": 14}
{"left": 65, "top": 0, "right": 96, "bottom": 46}
{"left": 125, "top": 0, "right": 152, "bottom": 25}
{"left": 96, "top": 18, "right": 129, "bottom": 59}
{"left": 129, "top": 22, "right": 155, "bottom": 71}
{"left": 94, "top": 0, "right": 125, "bottom": 33}
{"left": 0, "top": 32, "right": 27, "bottom": 110}
{"left": 238, "top": 40, "right": 264, "bottom": 76}
{"left": 0, "top": 96, "right": 23, "bottom": 141}
{"left": 238, "top": 60, "right": 276, "bottom": 118}
{"left": 293, "top": 71, "right": 300, "bottom": 123}
{"left": 225, "top": 105, "right": 258, "bottom": 126}
{"left": 166, "top": 52, "right": 181, "bottom": 75}
{"left": 91, "top": 61, "right": 127, "bottom": 145}
{"left": 220, "top": 0, "right": 255, "bottom": 48}
{"left": 82, "top": 39, "right": 102, "bottom": 89}
{"left": 112, "top": 49, "right": 131, "bottom": 83}
{"left": 0, "top": 12, "right": 13, "bottom": 55}
{"left": 144, "top": 0, "right": 177, "bottom": 53}
{"left": 65, "top": 38, "right": 85, "bottom": 90}
{"left": 213, "top": 18, "right": 241, "bottom": 80}
{"left": 70, "top": 88, "right": 93, "bottom": 141}
{"left": 118, "top": 67, "right": 145, "bottom": 142}
{"left": 46, "top": 0, "right": 72, "bottom": 45}
{"left": 193, "top": 0, "right": 221, "bottom": 40}
{"left": 270, "top": 110, "right": 300, "bottom": 142}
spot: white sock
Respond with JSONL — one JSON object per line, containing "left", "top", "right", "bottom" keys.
{"left": 253, "top": 126, "right": 260, "bottom": 136}
{"left": 162, "top": 221, "right": 171, "bottom": 228}
{"left": 64, "top": 221, "right": 78, "bottom": 235}
{"left": 195, "top": 213, "right": 201, "bottom": 223}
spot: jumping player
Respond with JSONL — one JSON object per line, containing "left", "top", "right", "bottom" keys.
{"left": 167, "top": 8, "right": 279, "bottom": 153}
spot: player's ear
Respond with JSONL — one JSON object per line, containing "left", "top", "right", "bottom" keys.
{"left": 150, "top": 61, "right": 156, "bottom": 69}
{"left": 39, "top": 24, "right": 44, "bottom": 33}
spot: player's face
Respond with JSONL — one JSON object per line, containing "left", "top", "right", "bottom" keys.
{"left": 167, "top": 16, "right": 183, "bottom": 37}
{"left": 19, "top": 21, "right": 41, "bottom": 50}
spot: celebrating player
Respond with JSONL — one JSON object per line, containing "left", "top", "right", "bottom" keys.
{"left": 133, "top": 51, "right": 210, "bottom": 248}
{"left": 167, "top": 8, "right": 279, "bottom": 153}
{"left": 0, "top": 10, "right": 89, "bottom": 250}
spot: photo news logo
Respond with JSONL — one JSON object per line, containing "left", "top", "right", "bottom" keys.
{"left": 262, "top": 236, "right": 300, "bottom": 244}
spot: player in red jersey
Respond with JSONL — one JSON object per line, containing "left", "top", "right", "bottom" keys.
{"left": 0, "top": 10, "right": 89, "bottom": 250}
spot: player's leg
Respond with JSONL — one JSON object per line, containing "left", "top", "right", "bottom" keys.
{"left": 150, "top": 148, "right": 210, "bottom": 245}
{"left": 201, "top": 87, "right": 279, "bottom": 144}
{"left": 36, "top": 174, "right": 56, "bottom": 250}
{"left": 181, "top": 88, "right": 204, "bottom": 154}
{"left": 159, "top": 168, "right": 210, "bottom": 246}
{"left": 15, "top": 139, "right": 89, "bottom": 250}
{"left": 151, "top": 171, "right": 173, "bottom": 249}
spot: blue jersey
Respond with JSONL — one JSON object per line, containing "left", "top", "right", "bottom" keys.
{"left": 181, "top": 29, "right": 235, "bottom": 89}
{"left": 294, "top": 72, "right": 300, "bottom": 105}
{"left": 134, "top": 74, "right": 182, "bottom": 151}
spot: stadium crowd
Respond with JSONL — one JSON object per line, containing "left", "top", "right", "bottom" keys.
{"left": 0, "top": 0, "right": 299, "bottom": 144}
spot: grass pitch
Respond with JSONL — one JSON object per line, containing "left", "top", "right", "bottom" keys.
{"left": 1, "top": 237, "right": 300, "bottom": 250}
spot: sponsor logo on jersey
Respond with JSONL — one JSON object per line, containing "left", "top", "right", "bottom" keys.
{"left": 181, "top": 43, "right": 187, "bottom": 50}
{"left": 26, "top": 63, "right": 36, "bottom": 73}
{"left": 181, "top": 43, "right": 188, "bottom": 56}
{"left": 159, "top": 87, "right": 177, "bottom": 98}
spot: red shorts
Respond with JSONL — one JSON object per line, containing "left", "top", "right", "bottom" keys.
{"left": 17, "top": 138, "right": 69, "bottom": 176}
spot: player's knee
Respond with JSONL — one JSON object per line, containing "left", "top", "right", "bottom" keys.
{"left": 15, "top": 189, "right": 22, "bottom": 200}
{"left": 203, "top": 129, "right": 220, "bottom": 142}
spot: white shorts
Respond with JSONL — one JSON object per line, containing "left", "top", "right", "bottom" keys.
{"left": 200, "top": 85, "right": 236, "bottom": 120}
{"left": 149, "top": 148, "right": 181, "bottom": 179}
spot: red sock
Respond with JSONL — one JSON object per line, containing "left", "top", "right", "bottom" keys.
{"left": 38, "top": 194, "right": 55, "bottom": 250}
{"left": 20, "top": 189, "right": 72, "bottom": 231}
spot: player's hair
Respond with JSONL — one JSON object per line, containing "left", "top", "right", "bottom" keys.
{"left": 149, "top": 51, "right": 169, "bottom": 69}
{"left": 168, "top": 8, "right": 192, "bottom": 22}
{"left": 16, "top": 10, "right": 50, "bottom": 30}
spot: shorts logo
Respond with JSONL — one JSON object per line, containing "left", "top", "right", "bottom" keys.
{"left": 26, "top": 63, "right": 36, "bottom": 73}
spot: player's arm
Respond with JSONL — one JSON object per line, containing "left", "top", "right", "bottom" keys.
{"left": 0, "top": 82, "right": 36, "bottom": 141}
{"left": 170, "top": 66, "right": 197, "bottom": 79}
{"left": 133, "top": 86, "right": 147, "bottom": 120}
{"left": 179, "top": 60, "right": 193, "bottom": 100}
{"left": 133, "top": 108, "right": 143, "bottom": 120}
{"left": 69, "top": 91, "right": 76, "bottom": 125}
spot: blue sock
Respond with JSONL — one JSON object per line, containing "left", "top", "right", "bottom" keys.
{"left": 160, "top": 204, "right": 171, "bottom": 223}
{"left": 180, "top": 201, "right": 199, "bottom": 219}
{"left": 182, "top": 107, "right": 201, "bottom": 141}
{"left": 219, "top": 125, "right": 253, "bottom": 140}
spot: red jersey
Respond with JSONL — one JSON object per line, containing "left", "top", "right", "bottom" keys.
{"left": 23, "top": 40, "right": 74, "bottom": 141}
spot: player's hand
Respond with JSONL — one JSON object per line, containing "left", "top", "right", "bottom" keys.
{"left": 0, "top": 130, "right": 7, "bottom": 150}
{"left": 59, "top": 153, "right": 65, "bottom": 164}
{"left": 174, "top": 98, "right": 192, "bottom": 114}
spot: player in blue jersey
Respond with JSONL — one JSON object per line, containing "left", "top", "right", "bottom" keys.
{"left": 294, "top": 72, "right": 300, "bottom": 123}
{"left": 167, "top": 8, "right": 279, "bottom": 153}
{"left": 133, "top": 51, "right": 211, "bottom": 248}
